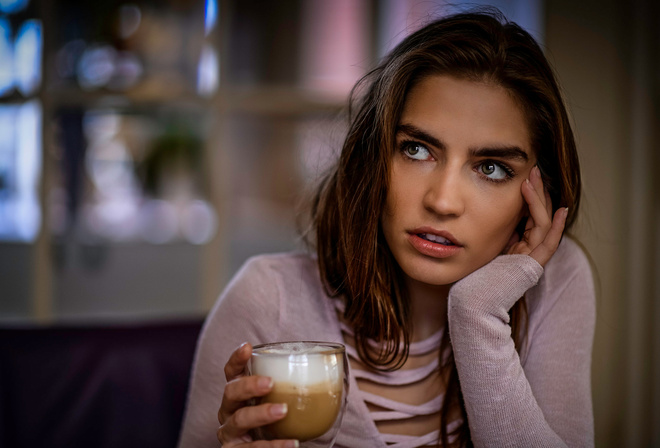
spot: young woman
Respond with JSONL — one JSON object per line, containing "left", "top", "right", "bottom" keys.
{"left": 178, "top": 10, "right": 595, "bottom": 448}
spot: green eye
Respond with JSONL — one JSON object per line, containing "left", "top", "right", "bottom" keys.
{"left": 402, "top": 142, "right": 430, "bottom": 160}
{"left": 478, "top": 161, "right": 510, "bottom": 181}
{"left": 482, "top": 163, "right": 495, "bottom": 175}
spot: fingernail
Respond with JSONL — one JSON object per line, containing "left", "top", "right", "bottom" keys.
{"left": 534, "top": 166, "right": 541, "bottom": 177}
{"left": 563, "top": 207, "right": 569, "bottom": 218}
{"left": 525, "top": 178, "right": 530, "bottom": 185}
{"left": 258, "top": 376, "right": 273, "bottom": 390}
{"left": 285, "top": 440, "right": 299, "bottom": 448}
{"left": 271, "top": 403, "right": 288, "bottom": 418}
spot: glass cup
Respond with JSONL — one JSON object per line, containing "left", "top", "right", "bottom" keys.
{"left": 248, "top": 341, "right": 349, "bottom": 447}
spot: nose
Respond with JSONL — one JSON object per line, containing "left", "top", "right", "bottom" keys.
{"left": 422, "top": 167, "right": 466, "bottom": 217}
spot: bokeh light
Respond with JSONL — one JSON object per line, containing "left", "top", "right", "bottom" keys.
{"left": 119, "top": 4, "right": 142, "bottom": 39}
{"left": 77, "top": 45, "right": 117, "bottom": 90}
{"left": 181, "top": 199, "right": 217, "bottom": 245}
{"left": 55, "top": 39, "right": 85, "bottom": 80}
{"left": 0, "top": 19, "right": 12, "bottom": 96}
{"left": 197, "top": 44, "right": 218, "bottom": 97}
{"left": 0, "top": 100, "right": 42, "bottom": 242}
{"left": 204, "top": 0, "right": 218, "bottom": 36}
{"left": 14, "top": 19, "right": 42, "bottom": 96}
{"left": 139, "top": 199, "right": 178, "bottom": 244}
{"left": 0, "top": 0, "right": 29, "bottom": 14}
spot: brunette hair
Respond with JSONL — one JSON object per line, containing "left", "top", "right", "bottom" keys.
{"left": 309, "top": 9, "right": 581, "bottom": 447}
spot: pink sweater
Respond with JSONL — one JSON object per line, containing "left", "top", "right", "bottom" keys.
{"left": 178, "top": 237, "right": 595, "bottom": 447}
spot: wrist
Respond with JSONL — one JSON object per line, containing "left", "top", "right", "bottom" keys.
{"left": 449, "top": 254, "right": 543, "bottom": 315}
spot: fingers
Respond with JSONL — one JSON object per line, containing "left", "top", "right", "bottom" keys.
{"left": 228, "top": 441, "right": 299, "bottom": 448}
{"left": 218, "top": 402, "right": 289, "bottom": 442}
{"left": 219, "top": 375, "right": 274, "bottom": 423}
{"left": 544, "top": 189, "right": 552, "bottom": 218}
{"left": 529, "top": 207, "right": 568, "bottom": 266}
{"left": 515, "top": 165, "right": 568, "bottom": 266}
{"left": 217, "top": 429, "right": 298, "bottom": 448}
{"left": 217, "top": 343, "right": 298, "bottom": 447}
{"left": 529, "top": 165, "right": 546, "bottom": 210}
{"left": 219, "top": 439, "right": 298, "bottom": 448}
{"left": 522, "top": 176, "right": 551, "bottom": 234}
{"left": 220, "top": 342, "right": 256, "bottom": 424}
{"left": 225, "top": 342, "right": 252, "bottom": 382}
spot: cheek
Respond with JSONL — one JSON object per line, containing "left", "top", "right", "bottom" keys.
{"left": 382, "top": 174, "right": 402, "bottom": 235}
{"left": 476, "top": 188, "right": 525, "bottom": 240}
{"left": 385, "top": 167, "right": 413, "bottom": 217}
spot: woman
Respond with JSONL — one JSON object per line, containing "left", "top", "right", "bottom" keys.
{"left": 179, "top": 10, "right": 595, "bottom": 448}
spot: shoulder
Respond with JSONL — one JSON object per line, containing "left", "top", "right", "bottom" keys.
{"left": 209, "top": 251, "right": 330, "bottom": 332}
{"left": 548, "top": 235, "right": 591, "bottom": 271}
{"left": 219, "top": 251, "right": 320, "bottom": 306}
{"left": 542, "top": 236, "right": 593, "bottom": 289}
{"left": 232, "top": 252, "right": 323, "bottom": 304}
{"left": 239, "top": 251, "right": 320, "bottom": 282}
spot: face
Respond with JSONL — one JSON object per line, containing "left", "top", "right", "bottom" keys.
{"left": 381, "top": 75, "right": 536, "bottom": 290}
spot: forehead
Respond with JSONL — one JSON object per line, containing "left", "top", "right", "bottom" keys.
{"left": 401, "top": 75, "right": 532, "bottom": 155}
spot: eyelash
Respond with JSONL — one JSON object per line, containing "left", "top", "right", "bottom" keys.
{"left": 398, "top": 140, "right": 432, "bottom": 161}
{"left": 397, "top": 139, "right": 517, "bottom": 184}
{"left": 477, "top": 160, "right": 516, "bottom": 183}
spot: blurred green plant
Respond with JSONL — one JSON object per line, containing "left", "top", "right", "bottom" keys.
{"left": 137, "top": 125, "right": 204, "bottom": 197}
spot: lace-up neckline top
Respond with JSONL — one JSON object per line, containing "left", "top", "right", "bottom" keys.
{"left": 333, "top": 300, "right": 460, "bottom": 447}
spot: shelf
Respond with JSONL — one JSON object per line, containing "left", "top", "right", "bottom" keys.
{"left": 45, "top": 82, "right": 347, "bottom": 117}
{"left": 215, "top": 85, "right": 347, "bottom": 117}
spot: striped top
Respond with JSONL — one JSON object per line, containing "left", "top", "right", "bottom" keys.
{"left": 334, "top": 299, "right": 460, "bottom": 448}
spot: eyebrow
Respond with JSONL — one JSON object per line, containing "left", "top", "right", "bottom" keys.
{"left": 397, "top": 123, "right": 529, "bottom": 162}
{"left": 397, "top": 124, "right": 444, "bottom": 149}
{"left": 470, "top": 146, "right": 529, "bottom": 162}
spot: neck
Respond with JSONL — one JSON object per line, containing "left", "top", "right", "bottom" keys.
{"left": 406, "top": 276, "right": 450, "bottom": 342}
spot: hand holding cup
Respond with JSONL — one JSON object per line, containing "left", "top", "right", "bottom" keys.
{"left": 216, "top": 342, "right": 298, "bottom": 448}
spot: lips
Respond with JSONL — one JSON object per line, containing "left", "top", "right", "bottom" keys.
{"left": 418, "top": 233, "right": 454, "bottom": 246}
{"left": 407, "top": 227, "right": 463, "bottom": 258}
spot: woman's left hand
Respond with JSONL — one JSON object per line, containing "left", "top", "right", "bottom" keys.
{"left": 506, "top": 166, "right": 568, "bottom": 267}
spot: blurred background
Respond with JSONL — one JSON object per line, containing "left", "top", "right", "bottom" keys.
{"left": 0, "top": 0, "right": 657, "bottom": 446}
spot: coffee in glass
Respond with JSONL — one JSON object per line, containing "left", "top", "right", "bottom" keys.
{"left": 249, "top": 341, "right": 349, "bottom": 446}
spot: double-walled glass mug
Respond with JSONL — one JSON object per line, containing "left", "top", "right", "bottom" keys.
{"left": 248, "top": 341, "right": 349, "bottom": 447}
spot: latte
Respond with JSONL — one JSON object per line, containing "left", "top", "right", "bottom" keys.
{"left": 260, "top": 380, "right": 343, "bottom": 441}
{"left": 250, "top": 342, "right": 347, "bottom": 443}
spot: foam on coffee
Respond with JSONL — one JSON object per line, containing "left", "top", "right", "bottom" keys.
{"left": 251, "top": 342, "right": 343, "bottom": 386}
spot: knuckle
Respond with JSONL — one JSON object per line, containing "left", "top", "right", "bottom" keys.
{"left": 224, "top": 362, "right": 238, "bottom": 380}
{"left": 541, "top": 240, "right": 558, "bottom": 253}
{"left": 224, "top": 379, "right": 240, "bottom": 401}
{"left": 224, "top": 358, "right": 241, "bottom": 379}
{"left": 230, "top": 407, "right": 250, "bottom": 431}
{"left": 225, "top": 376, "right": 255, "bottom": 403}
{"left": 217, "top": 425, "right": 229, "bottom": 444}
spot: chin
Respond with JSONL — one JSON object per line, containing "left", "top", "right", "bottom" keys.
{"left": 399, "top": 259, "right": 468, "bottom": 287}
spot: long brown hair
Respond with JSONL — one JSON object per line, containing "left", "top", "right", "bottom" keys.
{"left": 308, "top": 9, "right": 581, "bottom": 447}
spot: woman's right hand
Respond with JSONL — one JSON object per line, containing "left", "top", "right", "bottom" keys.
{"left": 216, "top": 342, "right": 298, "bottom": 447}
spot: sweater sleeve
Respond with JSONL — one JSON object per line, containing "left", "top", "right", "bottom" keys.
{"left": 447, "top": 249, "right": 595, "bottom": 447}
{"left": 177, "top": 256, "right": 284, "bottom": 448}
